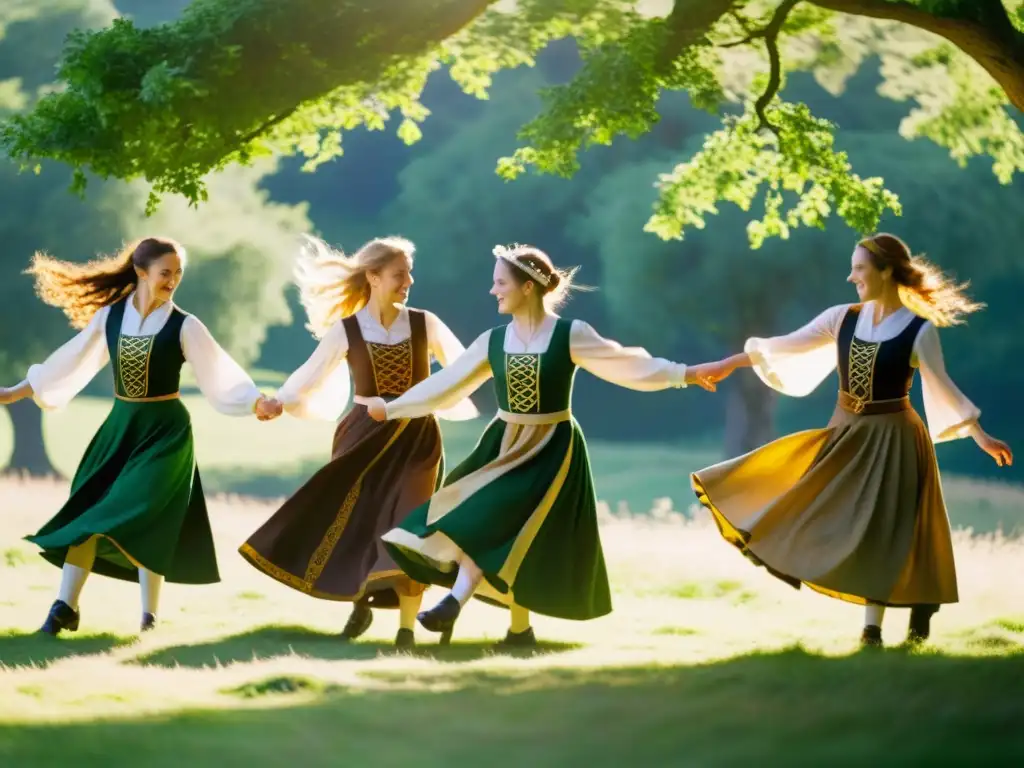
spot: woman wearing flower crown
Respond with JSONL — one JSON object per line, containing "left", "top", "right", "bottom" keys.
{"left": 365, "top": 244, "right": 721, "bottom": 648}
{"left": 689, "top": 234, "right": 1013, "bottom": 647}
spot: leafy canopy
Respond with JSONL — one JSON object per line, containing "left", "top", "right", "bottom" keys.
{"left": 2, "top": 0, "right": 1023, "bottom": 246}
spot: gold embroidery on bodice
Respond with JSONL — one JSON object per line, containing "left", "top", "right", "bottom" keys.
{"left": 118, "top": 335, "right": 155, "bottom": 398}
{"left": 507, "top": 354, "right": 541, "bottom": 413}
{"left": 368, "top": 339, "right": 413, "bottom": 396}
{"left": 847, "top": 337, "right": 879, "bottom": 406}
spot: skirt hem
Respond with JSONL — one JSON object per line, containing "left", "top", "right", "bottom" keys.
{"left": 691, "top": 472, "right": 956, "bottom": 609}
{"left": 238, "top": 543, "right": 414, "bottom": 604}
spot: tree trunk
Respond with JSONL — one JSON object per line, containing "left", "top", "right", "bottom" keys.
{"left": 4, "top": 400, "right": 59, "bottom": 478}
{"left": 722, "top": 361, "right": 777, "bottom": 459}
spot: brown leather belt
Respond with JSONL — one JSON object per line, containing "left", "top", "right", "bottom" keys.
{"left": 837, "top": 391, "right": 911, "bottom": 415}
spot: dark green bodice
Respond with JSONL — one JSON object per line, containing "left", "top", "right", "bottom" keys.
{"left": 487, "top": 318, "right": 578, "bottom": 414}
{"left": 105, "top": 298, "right": 187, "bottom": 399}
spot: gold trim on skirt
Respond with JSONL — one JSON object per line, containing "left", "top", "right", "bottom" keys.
{"left": 114, "top": 392, "right": 180, "bottom": 403}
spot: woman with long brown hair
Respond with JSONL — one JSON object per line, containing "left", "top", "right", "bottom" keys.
{"left": 689, "top": 233, "right": 1013, "bottom": 647}
{"left": 0, "top": 237, "right": 278, "bottom": 636}
{"left": 368, "top": 244, "right": 720, "bottom": 648}
{"left": 239, "top": 235, "right": 478, "bottom": 649}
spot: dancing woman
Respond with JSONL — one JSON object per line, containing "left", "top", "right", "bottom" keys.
{"left": 690, "top": 234, "right": 1013, "bottom": 646}
{"left": 239, "top": 236, "right": 478, "bottom": 648}
{"left": 0, "top": 237, "right": 278, "bottom": 635}
{"left": 368, "top": 244, "right": 719, "bottom": 647}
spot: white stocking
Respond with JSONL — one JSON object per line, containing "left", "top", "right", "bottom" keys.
{"left": 57, "top": 565, "right": 90, "bottom": 611}
{"left": 864, "top": 604, "right": 885, "bottom": 627}
{"left": 450, "top": 555, "right": 483, "bottom": 605}
{"left": 139, "top": 568, "right": 164, "bottom": 617}
{"left": 58, "top": 537, "right": 98, "bottom": 610}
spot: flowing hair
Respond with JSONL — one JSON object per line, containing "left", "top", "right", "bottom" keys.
{"left": 293, "top": 234, "right": 415, "bottom": 339}
{"left": 26, "top": 237, "right": 183, "bottom": 329}
{"left": 492, "top": 243, "right": 593, "bottom": 311}
{"left": 857, "top": 233, "right": 984, "bottom": 327}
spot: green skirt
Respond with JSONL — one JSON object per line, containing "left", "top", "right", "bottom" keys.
{"left": 25, "top": 398, "right": 218, "bottom": 584}
{"left": 381, "top": 416, "right": 611, "bottom": 621}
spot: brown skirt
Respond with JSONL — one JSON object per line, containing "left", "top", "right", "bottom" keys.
{"left": 239, "top": 405, "right": 443, "bottom": 604}
{"left": 691, "top": 403, "right": 958, "bottom": 607}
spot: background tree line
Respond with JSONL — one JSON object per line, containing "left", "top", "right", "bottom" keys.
{"left": 1, "top": 1, "right": 1021, "bottom": 483}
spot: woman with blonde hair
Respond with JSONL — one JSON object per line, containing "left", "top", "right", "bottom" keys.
{"left": 239, "top": 235, "right": 478, "bottom": 648}
{"left": 0, "top": 237, "right": 278, "bottom": 636}
{"left": 690, "top": 233, "right": 1013, "bottom": 647}
{"left": 368, "top": 244, "right": 720, "bottom": 648}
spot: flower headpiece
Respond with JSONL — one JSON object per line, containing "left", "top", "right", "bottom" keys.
{"left": 492, "top": 243, "right": 550, "bottom": 287}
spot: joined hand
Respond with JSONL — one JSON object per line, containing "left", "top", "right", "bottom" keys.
{"left": 255, "top": 396, "right": 284, "bottom": 421}
{"left": 366, "top": 398, "right": 387, "bottom": 422}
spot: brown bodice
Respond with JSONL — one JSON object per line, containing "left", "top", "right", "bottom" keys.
{"left": 342, "top": 310, "right": 430, "bottom": 399}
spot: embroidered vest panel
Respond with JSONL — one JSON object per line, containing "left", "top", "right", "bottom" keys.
{"left": 343, "top": 310, "right": 430, "bottom": 398}
{"left": 488, "top": 318, "right": 577, "bottom": 414}
{"left": 836, "top": 305, "right": 926, "bottom": 402}
{"left": 105, "top": 298, "right": 187, "bottom": 398}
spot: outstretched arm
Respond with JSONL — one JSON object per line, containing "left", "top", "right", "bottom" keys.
{"left": 425, "top": 311, "right": 481, "bottom": 421}
{"left": 570, "top": 320, "right": 717, "bottom": 391}
{"left": 7, "top": 306, "right": 113, "bottom": 410}
{"left": 700, "top": 305, "right": 848, "bottom": 396}
{"left": 915, "top": 323, "right": 1012, "bottom": 465}
{"left": 0, "top": 380, "right": 34, "bottom": 407}
{"left": 273, "top": 320, "right": 351, "bottom": 421}
{"left": 181, "top": 316, "right": 267, "bottom": 417}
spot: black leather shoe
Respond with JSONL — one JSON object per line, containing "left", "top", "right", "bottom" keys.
{"left": 417, "top": 594, "right": 460, "bottom": 646}
{"left": 860, "top": 625, "right": 883, "bottom": 647}
{"left": 140, "top": 613, "right": 157, "bottom": 632}
{"left": 340, "top": 600, "right": 373, "bottom": 641}
{"left": 394, "top": 628, "right": 415, "bottom": 649}
{"left": 40, "top": 599, "right": 80, "bottom": 636}
{"left": 907, "top": 604, "right": 938, "bottom": 644}
{"left": 495, "top": 626, "right": 538, "bottom": 649}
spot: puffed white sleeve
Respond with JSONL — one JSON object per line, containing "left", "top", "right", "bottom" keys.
{"left": 274, "top": 321, "right": 351, "bottom": 421}
{"left": 744, "top": 304, "right": 848, "bottom": 396}
{"left": 25, "top": 305, "right": 112, "bottom": 411}
{"left": 385, "top": 331, "right": 492, "bottom": 421}
{"left": 913, "top": 322, "right": 981, "bottom": 443}
{"left": 569, "top": 320, "right": 688, "bottom": 391}
{"left": 180, "top": 315, "right": 263, "bottom": 416}
{"left": 425, "top": 311, "right": 480, "bottom": 422}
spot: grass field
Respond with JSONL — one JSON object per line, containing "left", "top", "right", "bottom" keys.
{"left": 0, "top": 471, "right": 1022, "bottom": 764}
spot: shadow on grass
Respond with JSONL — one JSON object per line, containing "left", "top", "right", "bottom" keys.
{"left": 1, "top": 646, "right": 1022, "bottom": 765}
{"left": 130, "top": 625, "right": 580, "bottom": 669}
{"left": 0, "top": 630, "right": 134, "bottom": 668}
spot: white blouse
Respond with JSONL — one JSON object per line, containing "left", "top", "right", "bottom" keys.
{"left": 383, "top": 316, "right": 689, "bottom": 421}
{"left": 744, "top": 302, "right": 979, "bottom": 442}
{"left": 275, "top": 306, "right": 479, "bottom": 422}
{"left": 25, "top": 295, "right": 263, "bottom": 416}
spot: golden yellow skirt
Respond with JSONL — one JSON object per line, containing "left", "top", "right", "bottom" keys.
{"left": 691, "top": 399, "right": 957, "bottom": 607}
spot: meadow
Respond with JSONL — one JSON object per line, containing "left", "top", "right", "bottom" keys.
{"left": 0, "top": 396, "right": 1021, "bottom": 764}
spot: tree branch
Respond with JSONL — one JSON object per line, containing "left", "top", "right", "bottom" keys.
{"left": 658, "top": 0, "right": 735, "bottom": 71}
{"left": 752, "top": 0, "right": 801, "bottom": 136}
{"left": 809, "top": 0, "right": 1024, "bottom": 111}
{"left": 2, "top": 0, "right": 501, "bottom": 195}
